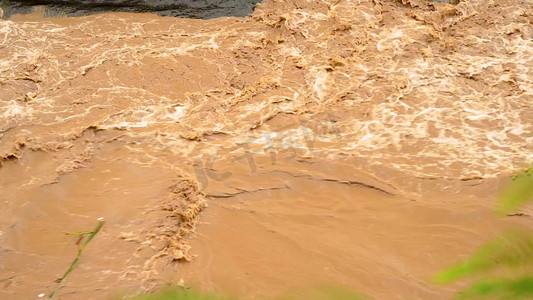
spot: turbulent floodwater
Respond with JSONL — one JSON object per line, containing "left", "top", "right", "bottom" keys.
{"left": 0, "top": 0, "right": 532, "bottom": 299}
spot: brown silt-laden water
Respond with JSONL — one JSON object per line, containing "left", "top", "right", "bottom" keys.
{"left": 0, "top": 0, "right": 532, "bottom": 299}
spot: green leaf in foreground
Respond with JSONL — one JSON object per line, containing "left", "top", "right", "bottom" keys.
{"left": 497, "top": 168, "right": 533, "bottom": 215}
{"left": 435, "top": 230, "right": 533, "bottom": 284}
{"left": 435, "top": 168, "right": 533, "bottom": 299}
{"left": 124, "top": 286, "right": 366, "bottom": 300}
{"left": 127, "top": 287, "right": 234, "bottom": 300}
{"left": 456, "top": 276, "right": 533, "bottom": 299}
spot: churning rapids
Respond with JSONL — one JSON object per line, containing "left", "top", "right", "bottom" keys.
{"left": 0, "top": 0, "right": 532, "bottom": 299}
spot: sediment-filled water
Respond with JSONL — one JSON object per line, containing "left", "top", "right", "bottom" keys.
{"left": 0, "top": 0, "right": 532, "bottom": 299}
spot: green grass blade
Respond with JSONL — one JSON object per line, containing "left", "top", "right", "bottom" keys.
{"left": 497, "top": 168, "right": 533, "bottom": 215}
{"left": 49, "top": 219, "right": 104, "bottom": 298}
{"left": 435, "top": 230, "right": 533, "bottom": 284}
{"left": 65, "top": 231, "right": 94, "bottom": 236}
{"left": 126, "top": 287, "right": 234, "bottom": 300}
{"left": 456, "top": 276, "right": 533, "bottom": 299}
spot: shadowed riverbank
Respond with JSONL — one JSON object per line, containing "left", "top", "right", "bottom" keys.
{"left": 0, "top": 0, "right": 262, "bottom": 19}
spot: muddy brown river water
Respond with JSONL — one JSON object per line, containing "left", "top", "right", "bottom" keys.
{"left": 0, "top": 0, "right": 532, "bottom": 299}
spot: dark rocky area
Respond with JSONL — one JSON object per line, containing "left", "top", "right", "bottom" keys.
{"left": 0, "top": 0, "right": 263, "bottom": 19}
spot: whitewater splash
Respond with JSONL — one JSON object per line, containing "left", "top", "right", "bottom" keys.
{"left": 0, "top": 0, "right": 532, "bottom": 299}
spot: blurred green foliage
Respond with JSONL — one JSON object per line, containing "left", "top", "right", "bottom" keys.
{"left": 458, "top": 277, "right": 533, "bottom": 299}
{"left": 125, "top": 286, "right": 365, "bottom": 300}
{"left": 435, "top": 230, "right": 533, "bottom": 284}
{"left": 126, "top": 288, "right": 234, "bottom": 300}
{"left": 497, "top": 168, "right": 533, "bottom": 215}
{"left": 436, "top": 168, "right": 533, "bottom": 299}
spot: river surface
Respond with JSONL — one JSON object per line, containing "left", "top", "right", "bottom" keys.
{"left": 0, "top": 0, "right": 532, "bottom": 299}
